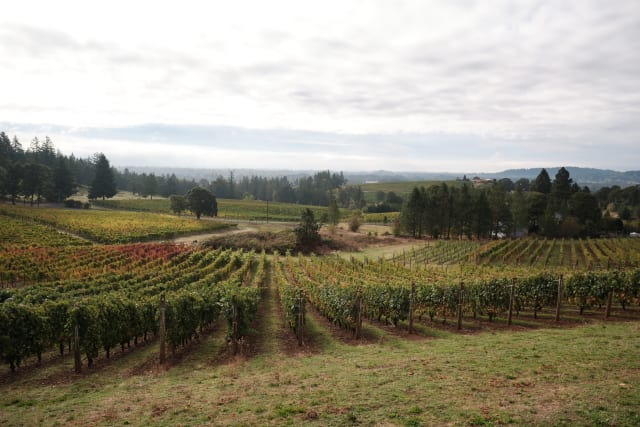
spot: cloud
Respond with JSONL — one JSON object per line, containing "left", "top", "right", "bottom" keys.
{"left": 0, "top": 0, "right": 638, "bottom": 171}
{"left": 2, "top": 122, "right": 638, "bottom": 173}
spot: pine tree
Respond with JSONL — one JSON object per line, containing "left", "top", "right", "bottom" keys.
{"left": 89, "top": 154, "right": 117, "bottom": 200}
{"left": 474, "top": 191, "right": 493, "bottom": 239}
{"left": 327, "top": 193, "right": 340, "bottom": 225}
{"left": 295, "top": 208, "right": 321, "bottom": 248}
{"left": 531, "top": 169, "right": 552, "bottom": 194}
{"left": 52, "top": 157, "right": 75, "bottom": 202}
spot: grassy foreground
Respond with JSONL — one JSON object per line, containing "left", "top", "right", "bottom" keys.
{"left": 1, "top": 319, "right": 638, "bottom": 426}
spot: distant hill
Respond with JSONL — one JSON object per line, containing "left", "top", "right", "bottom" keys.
{"left": 475, "top": 167, "right": 640, "bottom": 190}
{"left": 347, "top": 167, "right": 640, "bottom": 189}
{"left": 119, "top": 166, "right": 640, "bottom": 190}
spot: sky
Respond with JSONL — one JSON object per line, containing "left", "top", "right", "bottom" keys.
{"left": 1, "top": 0, "right": 639, "bottom": 172}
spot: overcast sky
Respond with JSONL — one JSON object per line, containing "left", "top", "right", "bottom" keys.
{"left": 1, "top": 0, "right": 639, "bottom": 172}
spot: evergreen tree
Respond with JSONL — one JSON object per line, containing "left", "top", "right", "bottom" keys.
{"left": 510, "top": 189, "right": 529, "bottom": 234}
{"left": 51, "top": 157, "right": 75, "bottom": 202}
{"left": 569, "top": 191, "right": 601, "bottom": 229}
{"left": 295, "top": 208, "right": 321, "bottom": 248}
{"left": 455, "top": 184, "right": 473, "bottom": 239}
{"left": 488, "top": 183, "right": 512, "bottom": 236}
{"left": 0, "top": 132, "right": 11, "bottom": 166}
{"left": 531, "top": 168, "right": 552, "bottom": 194}
{"left": 0, "top": 166, "right": 5, "bottom": 198}
{"left": 526, "top": 192, "right": 547, "bottom": 233}
{"left": 401, "top": 187, "right": 424, "bottom": 238}
{"left": 11, "top": 136, "right": 24, "bottom": 159}
{"left": 89, "top": 153, "right": 117, "bottom": 200}
{"left": 21, "top": 163, "right": 50, "bottom": 206}
{"left": 327, "top": 193, "right": 340, "bottom": 225}
{"left": 474, "top": 191, "right": 493, "bottom": 239}
{"left": 551, "top": 167, "right": 573, "bottom": 216}
{"left": 6, "top": 163, "right": 23, "bottom": 204}
{"left": 165, "top": 174, "right": 179, "bottom": 197}
{"left": 142, "top": 173, "right": 158, "bottom": 199}
{"left": 540, "top": 203, "right": 559, "bottom": 237}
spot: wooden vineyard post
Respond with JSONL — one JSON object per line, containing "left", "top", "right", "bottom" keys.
{"left": 73, "top": 323, "right": 81, "bottom": 374}
{"left": 354, "top": 292, "right": 363, "bottom": 340}
{"left": 457, "top": 282, "right": 464, "bottom": 331}
{"left": 605, "top": 290, "right": 613, "bottom": 320}
{"left": 408, "top": 282, "right": 415, "bottom": 334}
{"left": 159, "top": 295, "right": 166, "bottom": 364}
{"left": 507, "top": 279, "right": 515, "bottom": 326}
{"left": 555, "top": 275, "right": 563, "bottom": 322}
{"left": 297, "top": 289, "right": 304, "bottom": 346}
{"left": 232, "top": 295, "right": 239, "bottom": 355}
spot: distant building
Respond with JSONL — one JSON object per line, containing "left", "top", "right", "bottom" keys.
{"left": 471, "top": 177, "right": 494, "bottom": 187}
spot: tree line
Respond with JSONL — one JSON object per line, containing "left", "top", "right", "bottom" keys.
{"left": 0, "top": 132, "right": 124, "bottom": 205}
{"left": 118, "top": 168, "right": 365, "bottom": 208}
{"left": 0, "top": 133, "right": 361, "bottom": 207}
{"left": 398, "top": 168, "right": 630, "bottom": 239}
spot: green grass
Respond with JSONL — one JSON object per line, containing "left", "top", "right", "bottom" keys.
{"left": 1, "top": 318, "right": 638, "bottom": 426}
{"left": 93, "top": 198, "right": 354, "bottom": 222}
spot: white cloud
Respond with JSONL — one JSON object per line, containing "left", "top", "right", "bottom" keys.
{"left": 1, "top": 0, "right": 639, "bottom": 171}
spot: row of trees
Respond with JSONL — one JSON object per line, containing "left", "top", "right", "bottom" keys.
{"left": 1, "top": 132, "right": 363, "bottom": 208}
{"left": 399, "top": 168, "right": 608, "bottom": 239}
{"left": 0, "top": 132, "right": 119, "bottom": 204}
{"left": 1, "top": 132, "right": 379, "bottom": 214}
{"left": 594, "top": 185, "right": 640, "bottom": 220}
{"left": 0, "top": 131, "right": 218, "bottom": 218}
{"left": 117, "top": 168, "right": 367, "bottom": 208}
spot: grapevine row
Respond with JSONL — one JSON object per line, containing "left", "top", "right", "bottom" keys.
{"left": 0, "top": 244, "right": 260, "bottom": 371}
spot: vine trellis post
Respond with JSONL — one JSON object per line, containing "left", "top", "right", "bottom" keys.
{"left": 507, "top": 279, "right": 515, "bottom": 326}
{"left": 555, "top": 275, "right": 563, "bottom": 322}
{"left": 159, "top": 294, "right": 166, "bottom": 364}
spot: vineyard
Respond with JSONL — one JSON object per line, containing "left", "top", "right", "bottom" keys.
{"left": 3, "top": 214, "right": 640, "bottom": 374}
{"left": 391, "top": 240, "right": 481, "bottom": 266}
{"left": 392, "top": 237, "right": 640, "bottom": 270}
{"left": 0, "top": 241, "right": 263, "bottom": 372}
{"left": 275, "top": 253, "right": 640, "bottom": 340}
{"left": 0, "top": 205, "right": 232, "bottom": 244}
{"left": 1, "top": 211, "right": 640, "bottom": 425}
{"left": 0, "top": 215, "right": 90, "bottom": 250}
{"left": 474, "top": 237, "right": 640, "bottom": 268}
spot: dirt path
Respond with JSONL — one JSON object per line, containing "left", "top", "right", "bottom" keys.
{"left": 170, "top": 223, "right": 259, "bottom": 245}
